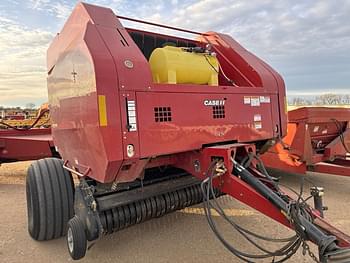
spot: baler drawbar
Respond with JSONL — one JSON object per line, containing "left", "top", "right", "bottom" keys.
{"left": 24, "top": 2, "right": 350, "bottom": 262}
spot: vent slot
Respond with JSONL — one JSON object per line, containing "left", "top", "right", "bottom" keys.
{"left": 154, "top": 107, "right": 172, "bottom": 122}
{"left": 213, "top": 105, "right": 225, "bottom": 119}
{"left": 117, "top": 28, "right": 129, "bottom": 46}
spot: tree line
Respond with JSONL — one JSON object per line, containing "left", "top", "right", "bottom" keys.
{"left": 288, "top": 93, "right": 350, "bottom": 106}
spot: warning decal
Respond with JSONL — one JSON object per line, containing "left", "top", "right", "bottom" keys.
{"left": 250, "top": 97, "right": 260, "bottom": 107}
{"left": 243, "top": 95, "right": 271, "bottom": 106}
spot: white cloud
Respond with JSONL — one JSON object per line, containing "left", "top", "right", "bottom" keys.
{"left": 29, "top": 0, "right": 72, "bottom": 19}
{"left": 1, "top": 0, "right": 349, "bottom": 107}
{"left": 0, "top": 16, "right": 54, "bottom": 106}
{"left": 135, "top": 0, "right": 350, "bottom": 93}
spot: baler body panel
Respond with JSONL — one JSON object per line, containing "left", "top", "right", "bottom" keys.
{"left": 47, "top": 4, "right": 125, "bottom": 182}
{"left": 136, "top": 91, "right": 277, "bottom": 158}
{"left": 47, "top": 2, "right": 287, "bottom": 183}
{"left": 199, "top": 33, "right": 288, "bottom": 136}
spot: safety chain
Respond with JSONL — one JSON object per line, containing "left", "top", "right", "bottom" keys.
{"left": 302, "top": 241, "right": 320, "bottom": 263}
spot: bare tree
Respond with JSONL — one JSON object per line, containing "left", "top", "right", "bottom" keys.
{"left": 290, "top": 97, "right": 312, "bottom": 106}
{"left": 25, "top": 103, "right": 36, "bottom": 109}
{"left": 342, "top": 94, "right": 350, "bottom": 104}
{"left": 316, "top": 93, "right": 342, "bottom": 105}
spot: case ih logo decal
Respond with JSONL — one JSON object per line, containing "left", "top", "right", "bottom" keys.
{"left": 204, "top": 99, "right": 226, "bottom": 106}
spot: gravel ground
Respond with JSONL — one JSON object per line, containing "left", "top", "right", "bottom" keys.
{"left": 0, "top": 161, "right": 349, "bottom": 263}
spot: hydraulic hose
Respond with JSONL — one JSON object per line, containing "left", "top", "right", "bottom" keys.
{"left": 232, "top": 159, "right": 339, "bottom": 259}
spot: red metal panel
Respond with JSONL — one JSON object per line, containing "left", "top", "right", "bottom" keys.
{"left": 0, "top": 129, "right": 52, "bottom": 162}
{"left": 288, "top": 107, "right": 350, "bottom": 123}
{"left": 313, "top": 161, "right": 350, "bottom": 176}
{"left": 47, "top": 3, "right": 124, "bottom": 183}
{"left": 200, "top": 33, "right": 288, "bottom": 137}
{"left": 136, "top": 92, "right": 275, "bottom": 158}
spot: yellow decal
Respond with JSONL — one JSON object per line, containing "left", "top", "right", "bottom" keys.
{"left": 284, "top": 96, "right": 288, "bottom": 113}
{"left": 98, "top": 95, "right": 108, "bottom": 126}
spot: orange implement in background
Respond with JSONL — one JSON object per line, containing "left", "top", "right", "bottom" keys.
{"left": 0, "top": 103, "right": 50, "bottom": 129}
{"left": 261, "top": 107, "right": 350, "bottom": 176}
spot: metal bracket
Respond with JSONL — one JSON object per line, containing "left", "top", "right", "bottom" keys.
{"left": 74, "top": 179, "right": 104, "bottom": 241}
{"left": 63, "top": 160, "right": 91, "bottom": 177}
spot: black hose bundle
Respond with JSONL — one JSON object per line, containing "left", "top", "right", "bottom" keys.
{"left": 199, "top": 153, "right": 345, "bottom": 263}
{"left": 331, "top": 118, "right": 350, "bottom": 154}
{"left": 200, "top": 161, "right": 303, "bottom": 262}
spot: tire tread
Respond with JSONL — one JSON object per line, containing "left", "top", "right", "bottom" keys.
{"left": 67, "top": 216, "right": 87, "bottom": 260}
{"left": 26, "top": 158, "right": 74, "bottom": 241}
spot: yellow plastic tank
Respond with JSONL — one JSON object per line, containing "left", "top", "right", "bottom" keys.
{"left": 149, "top": 46, "right": 219, "bottom": 86}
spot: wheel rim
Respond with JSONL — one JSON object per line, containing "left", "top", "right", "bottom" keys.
{"left": 67, "top": 227, "right": 74, "bottom": 253}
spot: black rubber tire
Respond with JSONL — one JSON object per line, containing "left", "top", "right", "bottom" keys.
{"left": 67, "top": 216, "right": 87, "bottom": 260}
{"left": 26, "top": 158, "right": 74, "bottom": 241}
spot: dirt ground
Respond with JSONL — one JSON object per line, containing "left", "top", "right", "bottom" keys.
{"left": 0, "top": 162, "right": 349, "bottom": 263}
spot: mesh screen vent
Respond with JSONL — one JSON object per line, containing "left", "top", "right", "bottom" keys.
{"left": 213, "top": 105, "right": 225, "bottom": 119}
{"left": 154, "top": 107, "right": 172, "bottom": 122}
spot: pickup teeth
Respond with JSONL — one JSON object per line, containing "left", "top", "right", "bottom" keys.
{"left": 99, "top": 184, "right": 221, "bottom": 234}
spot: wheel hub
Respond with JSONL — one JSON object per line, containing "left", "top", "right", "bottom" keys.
{"left": 67, "top": 228, "right": 74, "bottom": 252}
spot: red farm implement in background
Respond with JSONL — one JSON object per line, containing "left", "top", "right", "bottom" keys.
{"left": 0, "top": 128, "right": 53, "bottom": 164}
{"left": 0, "top": 105, "right": 54, "bottom": 164}
{"left": 17, "top": 2, "right": 350, "bottom": 262}
{"left": 261, "top": 107, "right": 350, "bottom": 177}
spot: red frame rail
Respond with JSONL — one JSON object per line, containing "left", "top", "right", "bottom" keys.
{"left": 0, "top": 128, "right": 53, "bottom": 163}
{"left": 176, "top": 143, "right": 350, "bottom": 250}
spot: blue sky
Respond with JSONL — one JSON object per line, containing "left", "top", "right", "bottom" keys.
{"left": 0, "top": 0, "right": 349, "bottom": 107}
